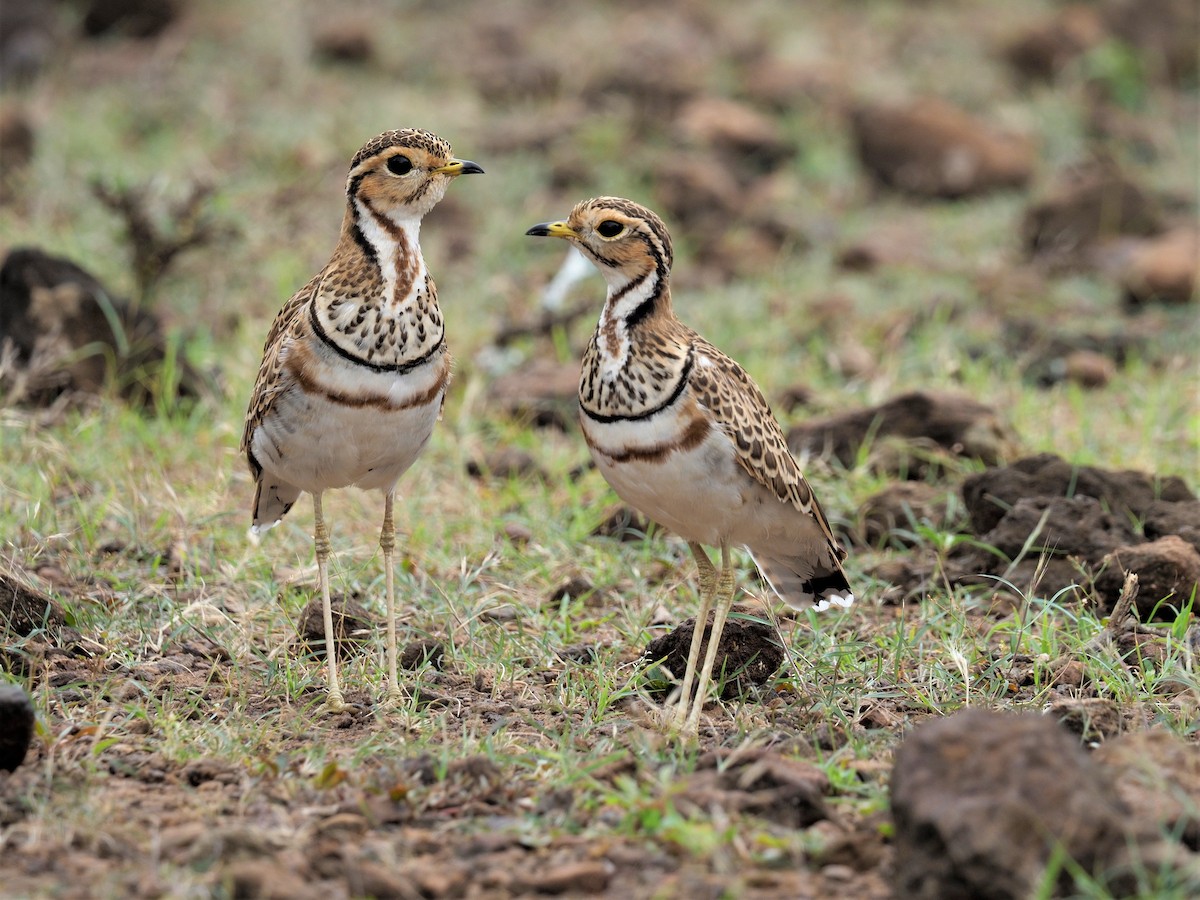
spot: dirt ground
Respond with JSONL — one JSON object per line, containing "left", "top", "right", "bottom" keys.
{"left": 2, "top": 0, "right": 1198, "bottom": 897}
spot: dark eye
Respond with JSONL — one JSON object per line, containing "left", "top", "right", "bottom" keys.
{"left": 597, "top": 220, "right": 624, "bottom": 238}
{"left": 386, "top": 155, "right": 412, "bottom": 175}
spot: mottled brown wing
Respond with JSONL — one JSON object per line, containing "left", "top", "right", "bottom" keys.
{"left": 240, "top": 273, "right": 321, "bottom": 474}
{"left": 688, "top": 336, "right": 847, "bottom": 560}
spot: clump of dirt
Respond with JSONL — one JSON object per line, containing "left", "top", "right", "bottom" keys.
{"left": 979, "top": 495, "right": 1139, "bottom": 561}
{"left": 0, "top": 0, "right": 56, "bottom": 85}
{"left": 0, "top": 562, "right": 65, "bottom": 636}
{"left": 465, "top": 447, "right": 546, "bottom": 481}
{"left": 997, "top": 317, "right": 1154, "bottom": 388}
{"left": 1021, "top": 161, "right": 1164, "bottom": 269}
{"left": 0, "top": 106, "right": 34, "bottom": 201}
{"left": 296, "top": 595, "right": 375, "bottom": 661}
{"left": 80, "top": 0, "right": 179, "bottom": 39}
{"left": 1144, "top": 499, "right": 1200, "bottom": 553}
{"left": 398, "top": 638, "right": 445, "bottom": 671}
{"left": 1096, "top": 536, "right": 1200, "bottom": 619}
{"left": 1002, "top": 5, "right": 1105, "bottom": 83}
{"left": 1102, "top": 0, "right": 1199, "bottom": 85}
{"left": 0, "top": 247, "right": 206, "bottom": 407}
{"left": 871, "top": 454, "right": 1198, "bottom": 610}
{"left": 677, "top": 747, "right": 831, "bottom": 829}
{"left": 891, "top": 708, "right": 1148, "bottom": 898}
{"left": 677, "top": 97, "right": 794, "bottom": 175}
{"left": 310, "top": 19, "right": 375, "bottom": 65}
{"left": 849, "top": 98, "right": 1034, "bottom": 198}
{"left": 961, "top": 452, "right": 1195, "bottom": 535}
{"left": 485, "top": 357, "right": 579, "bottom": 430}
{"left": 787, "top": 390, "right": 1016, "bottom": 475}
{"left": 1120, "top": 225, "right": 1199, "bottom": 308}
{"left": 642, "top": 604, "right": 783, "bottom": 702}
{"left": 1048, "top": 696, "right": 1125, "bottom": 743}
{"left": 1093, "top": 729, "right": 1200, "bottom": 851}
{"left": 0, "top": 684, "right": 34, "bottom": 772}
{"left": 855, "top": 483, "right": 957, "bottom": 549}
{"left": 591, "top": 505, "right": 656, "bottom": 542}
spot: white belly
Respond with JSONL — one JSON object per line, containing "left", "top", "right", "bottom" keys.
{"left": 251, "top": 348, "right": 446, "bottom": 495}
{"left": 583, "top": 408, "right": 825, "bottom": 556}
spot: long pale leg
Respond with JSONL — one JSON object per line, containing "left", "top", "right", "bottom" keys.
{"left": 671, "top": 542, "right": 719, "bottom": 733}
{"left": 314, "top": 492, "right": 346, "bottom": 712}
{"left": 380, "top": 490, "right": 401, "bottom": 704}
{"left": 684, "top": 542, "right": 735, "bottom": 735}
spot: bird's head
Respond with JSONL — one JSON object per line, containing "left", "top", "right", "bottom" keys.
{"left": 346, "top": 128, "right": 483, "bottom": 220}
{"left": 526, "top": 197, "right": 673, "bottom": 290}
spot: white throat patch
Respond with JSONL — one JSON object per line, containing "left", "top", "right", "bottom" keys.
{"left": 355, "top": 199, "right": 426, "bottom": 307}
{"left": 595, "top": 268, "right": 658, "bottom": 379}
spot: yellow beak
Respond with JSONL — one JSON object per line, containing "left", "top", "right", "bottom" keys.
{"left": 525, "top": 220, "right": 576, "bottom": 238}
{"left": 433, "top": 159, "right": 485, "bottom": 176}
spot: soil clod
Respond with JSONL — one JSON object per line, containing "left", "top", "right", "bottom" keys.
{"left": 891, "top": 708, "right": 1133, "bottom": 899}
{"left": 296, "top": 595, "right": 374, "bottom": 661}
{"left": 642, "top": 604, "right": 783, "bottom": 702}
{"left": 0, "top": 683, "right": 34, "bottom": 771}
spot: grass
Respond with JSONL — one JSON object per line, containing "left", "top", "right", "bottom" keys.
{"left": 2, "top": 0, "right": 1199, "bottom": 896}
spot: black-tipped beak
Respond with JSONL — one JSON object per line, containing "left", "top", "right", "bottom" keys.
{"left": 526, "top": 220, "right": 575, "bottom": 238}
{"left": 434, "top": 159, "right": 484, "bottom": 176}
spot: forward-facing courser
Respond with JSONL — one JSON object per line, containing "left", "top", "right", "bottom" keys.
{"left": 242, "top": 129, "right": 482, "bottom": 712}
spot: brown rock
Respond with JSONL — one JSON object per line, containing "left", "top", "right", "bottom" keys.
{"left": 891, "top": 708, "right": 1132, "bottom": 899}
{"left": 643, "top": 604, "right": 783, "bottom": 702}
{"left": 1096, "top": 536, "right": 1200, "bottom": 620}
{"left": 787, "top": 390, "right": 1015, "bottom": 472}
{"left": 1022, "top": 163, "right": 1164, "bottom": 268}
{"left": 850, "top": 98, "right": 1034, "bottom": 198}
{"left": 1121, "top": 226, "right": 1199, "bottom": 308}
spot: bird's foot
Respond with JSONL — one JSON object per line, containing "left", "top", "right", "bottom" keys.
{"left": 317, "top": 691, "right": 348, "bottom": 715}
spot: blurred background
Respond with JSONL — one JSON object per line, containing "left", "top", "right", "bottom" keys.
{"left": 1, "top": 0, "right": 1195, "bottom": 421}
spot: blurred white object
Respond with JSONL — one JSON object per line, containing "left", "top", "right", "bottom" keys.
{"left": 540, "top": 247, "right": 594, "bottom": 312}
